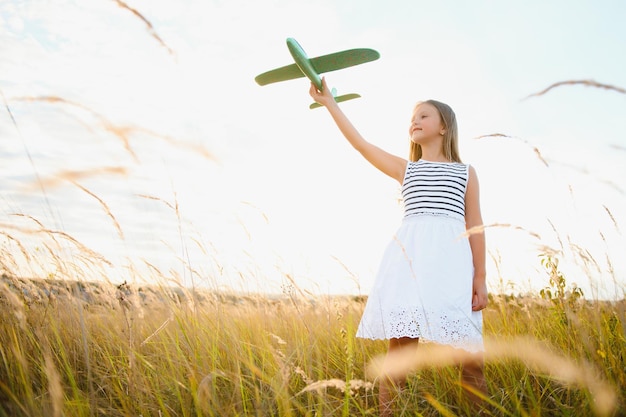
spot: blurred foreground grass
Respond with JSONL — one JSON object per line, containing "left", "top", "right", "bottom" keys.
{"left": 0, "top": 273, "right": 624, "bottom": 417}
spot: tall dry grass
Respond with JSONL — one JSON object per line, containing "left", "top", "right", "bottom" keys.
{"left": 0, "top": 255, "right": 624, "bottom": 416}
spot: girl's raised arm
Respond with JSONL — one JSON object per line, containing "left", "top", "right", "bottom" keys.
{"left": 310, "top": 77, "right": 407, "bottom": 184}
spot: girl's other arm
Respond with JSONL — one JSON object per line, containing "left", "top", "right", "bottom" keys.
{"left": 465, "top": 165, "right": 488, "bottom": 311}
{"left": 309, "top": 78, "right": 407, "bottom": 184}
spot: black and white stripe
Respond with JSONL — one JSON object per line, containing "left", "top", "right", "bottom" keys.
{"left": 402, "top": 160, "right": 468, "bottom": 220}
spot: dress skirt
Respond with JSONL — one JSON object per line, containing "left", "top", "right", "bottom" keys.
{"left": 356, "top": 214, "right": 484, "bottom": 353}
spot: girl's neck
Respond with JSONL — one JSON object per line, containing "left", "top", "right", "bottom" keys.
{"left": 420, "top": 149, "right": 449, "bottom": 163}
{"left": 421, "top": 140, "right": 451, "bottom": 162}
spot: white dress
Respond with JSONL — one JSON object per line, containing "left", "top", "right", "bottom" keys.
{"left": 356, "top": 159, "right": 484, "bottom": 353}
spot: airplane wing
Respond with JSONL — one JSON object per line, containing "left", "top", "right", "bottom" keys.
{"left": 255, "top": 63, "right": 305, "bottom": 86}
{"left": 309, "top": 48, "right": 380, "bottom": 74}
{"left": 255, "top": 48, "right": 380, "bottom": 86}
{"left": 309, "top": 93, "right": 361, "bottom": 109}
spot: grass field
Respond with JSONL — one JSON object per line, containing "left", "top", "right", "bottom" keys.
{"left": 0, "top": 269, "right": 624, "bottom": 417}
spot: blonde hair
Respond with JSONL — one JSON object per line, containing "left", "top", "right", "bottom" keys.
{"left": 409, "top": 100, "right": 461, "bottom": 162}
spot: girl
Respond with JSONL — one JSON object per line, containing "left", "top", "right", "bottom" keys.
{"left": 309, "top": 78, "right": 488, "bottom": 415}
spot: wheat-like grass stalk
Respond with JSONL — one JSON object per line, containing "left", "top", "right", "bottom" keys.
{"left": 602, "top": 205, "right": 620, "bottom": 233}
{"left": 1, "top": 220, "right": 113, "bottom": 284}
{"left": 13, "top": 95, "right": 138, "bottom": 160}
{"left": 298, "top": 378, "right": 374, "bottom": 395}
{"left": 0, "top": 231, "right": 32, "bottom": 263}
{"left": 546, "top": 218, "right": 565, "bottom": 252}
{"left": 366, "top": 337, "right": 618, "bottom": 417}
{"left": 474, "top": 132, "right": 549, "bottom": 166}
{"left": 140, "top": 315, "right": 174, "bottom": 348}
{"left": 47, "top": 230, "right": 113, "bottom": 268}
{"left": 30, "top": 167, "right": 128, "bottom": 190}
{"left": 112, "top": 0, "right": 175, "bottom": 56}
{"left": 0, "top": 279, "right": 27, "bottom": 328}
{"left": 4, "top": 221, "right": 111, "bottom": 268}
{"left": 43, "top": 354, "right": 63, "bottom": 417}
{"left": 422, "top": 391, "right": 458, "bottom": 417}
{"left": 10, "top": 213, "right": 47, "bottom": 229}
{"left": 2, "top": 90, "right": 58, "bottom": 220}
{"left": 524, "top": 79, "right": 626, "bottom": 99}
{"left": 72, "top": 181, "right": 125, "bottom": 239}
{"left": 136, "top": 193, "right": 177, "bottom": 211}
{"left": 463, "top": 222, "right": 542, "bottom": 240}
{"left": 11, "top": 96, "right": 215, "bottom": 162}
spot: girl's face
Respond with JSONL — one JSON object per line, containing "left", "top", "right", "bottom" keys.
{"left": 409, "top": 103, "right": 445, "bottom": 145}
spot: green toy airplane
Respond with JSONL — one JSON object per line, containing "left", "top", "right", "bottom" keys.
{"left": 255, "top": 38, "right": 380, "bottom": 109}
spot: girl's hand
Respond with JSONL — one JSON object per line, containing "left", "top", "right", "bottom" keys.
{"left": 472, "top": 278, "right": 488, "bottom": 311}
{"left": 309, "top": 77, "right": 335, "bottom": 107}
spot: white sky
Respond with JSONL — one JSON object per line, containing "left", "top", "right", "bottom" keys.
{"left": 1, "top": 0, "right": 625, "bottom": 298}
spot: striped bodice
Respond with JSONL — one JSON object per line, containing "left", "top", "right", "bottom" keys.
{"left": 402, "top": 159, "right": 469, "bottom": 221}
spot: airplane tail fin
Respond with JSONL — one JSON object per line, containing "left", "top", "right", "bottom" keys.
{"left": 309, "top": 93, "right": 361, "bottom": 109}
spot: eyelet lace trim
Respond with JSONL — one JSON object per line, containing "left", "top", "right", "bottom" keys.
{"left": 361, "top": 307, "right": 483, "bottom": 352}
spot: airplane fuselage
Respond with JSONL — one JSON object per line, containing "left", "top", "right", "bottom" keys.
{"left": 286, "top": 38, "right": 323, "bottom": 91}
